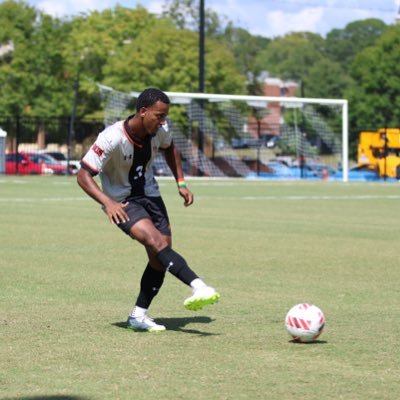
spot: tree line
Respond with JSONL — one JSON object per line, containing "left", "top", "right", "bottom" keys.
{"left": 1, "top": 0, "right": 400, "bottom": 149}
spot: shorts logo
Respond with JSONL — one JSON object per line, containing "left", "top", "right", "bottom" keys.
{"left": 92, "top": 144, "right": 104, "bottom": 157}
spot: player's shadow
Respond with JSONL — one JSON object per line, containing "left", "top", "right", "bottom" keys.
{"left": 112, "top": 316, "right": 219, "bottom": 336}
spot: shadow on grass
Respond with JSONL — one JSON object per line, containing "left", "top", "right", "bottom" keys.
{"left": 112, "top": 316, "right": 219, "bottom": 336}
{"left": 288, "top": 339, "right": 328, "bottom": 345}
{"left": 4, "top": 397, "right": 90, "bottom": 400}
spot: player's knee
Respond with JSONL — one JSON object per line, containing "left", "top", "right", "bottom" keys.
{"left": 143, "top": 233, "right": 168, "bottom": 253}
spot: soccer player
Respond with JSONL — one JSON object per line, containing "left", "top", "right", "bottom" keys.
{"left": 77, "top": 88, "right": 220, "bottom": 332}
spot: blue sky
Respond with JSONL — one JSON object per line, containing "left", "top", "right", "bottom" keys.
{"left": 11, "top": 0, "right": 400, "bottom": 38}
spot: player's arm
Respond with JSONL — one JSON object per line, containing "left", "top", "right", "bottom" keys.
{"left": 77, "top": 168, "right": 129, "bottom": 225}
{"left": 163, "top": 141, "right": 193, "bottom": 207}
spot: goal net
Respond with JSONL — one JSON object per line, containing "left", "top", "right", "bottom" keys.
{"left": 98, "top": 84, "right": 348, "bottom": 181}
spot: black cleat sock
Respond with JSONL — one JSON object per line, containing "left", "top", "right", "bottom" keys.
{"left": 157, "top": 247, "right": 198, "bottom": 286}
{"left": 135, "top": 263, "right": 166, "bottom": 309}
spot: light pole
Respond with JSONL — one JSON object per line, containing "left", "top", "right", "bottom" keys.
{"left": 68, "top": 70, "right": 79, "bottom": 175}
{"left": 197, "top": 0, "right": 205, "bottom": 176}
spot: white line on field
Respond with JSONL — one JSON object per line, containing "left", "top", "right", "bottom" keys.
{"left": 1, "top": 194, "right": 399, "bottom": 203}
{"left": 240, "top": 195, "right": 400, "bottom": 200}
{"left": 0, "top": 197, "right": 89, "bottom": 202}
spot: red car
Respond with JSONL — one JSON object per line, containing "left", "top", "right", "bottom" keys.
{"left": 5, "top": 152, "right": 70, "bottom": 175}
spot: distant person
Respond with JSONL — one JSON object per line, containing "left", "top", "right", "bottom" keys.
{"left": 77, "top": 88, "right": 220, "bottom": 332}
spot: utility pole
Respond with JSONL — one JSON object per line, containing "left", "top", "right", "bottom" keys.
{"left": 68, "top": 71, "right": 80, "bottom": 175}
{"left": 197, "top": 0, "right": 205, "bottom": 176}
{"left": 199, "top": 0, "right": 205, "bottom": 93}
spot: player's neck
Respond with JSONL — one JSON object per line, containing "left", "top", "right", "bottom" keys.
{"left": 127, "top": 116, "right": 146, "bottom": 139}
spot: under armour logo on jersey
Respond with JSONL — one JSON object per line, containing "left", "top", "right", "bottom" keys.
{"left": 166, "top": 262, "right": 174, "bottom": 271}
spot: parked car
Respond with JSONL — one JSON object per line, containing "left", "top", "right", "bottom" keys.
{"left": 35, "top": 150, "right": 80, "bottom": 174}
{"left": 5, "top": 152, "right": 70, "bottom": 175}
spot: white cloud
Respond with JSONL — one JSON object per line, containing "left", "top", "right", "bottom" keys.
{"left": 262, "top": 8, "right": 325, "bottom": 38}
{"left": 145, "top": 0, "right": 164, "bottom": 14}
{"left": 35, "top": 0, "right": 68, "bottom": 17}
{"left": 18, "top": 0, "right": 400, "bottom": 37}
{"left": 35, "top": 0, "right": 114, "bottom": 17}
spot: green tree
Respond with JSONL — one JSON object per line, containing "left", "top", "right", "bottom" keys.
{"left": 218, "top": 25, "right": 270, "bottom": 94}
{"left": 102, "top": 19, "right": 245, "bottom": 94}
{"left": 62, "top": 6, "right": 158, "bottom": 118}
{"left": 162, "top": 0, "right": 223, "bottom": 35}
{"left": 306, "top": 58, "right": 352, "bottom": 99}
{"left": 346, "top": 24, "right": 400, "bottom": 136}
{"left": 0, "top": 0, "right": 39, "bottom": 114}
{"left": 325, "top": 19, "right": 387, "bottom": 72}
{"left": 255, "top": 32, "right": 325, "bottom": 82}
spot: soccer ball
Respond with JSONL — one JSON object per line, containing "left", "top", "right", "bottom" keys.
{"left": 285, "top": 303, "right": 325, "bottom": 343}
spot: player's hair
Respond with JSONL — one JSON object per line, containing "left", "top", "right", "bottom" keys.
{"left": 136, "top": 88, "right": 170, "bottom": 111}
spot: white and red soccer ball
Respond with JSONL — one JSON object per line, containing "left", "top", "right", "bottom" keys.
{"left": 285, "top": 303, "right": 325, "bottom": 343}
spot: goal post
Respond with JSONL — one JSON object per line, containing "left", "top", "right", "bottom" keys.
{"left": 98, "top": 84, "right": 349, "bottom": 182}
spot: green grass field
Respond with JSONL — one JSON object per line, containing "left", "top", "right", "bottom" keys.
{"left": 1, "top": 176, "right": 400, "bottom": 399}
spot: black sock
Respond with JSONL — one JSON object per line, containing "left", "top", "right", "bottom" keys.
{"left": 135, "top": 263, "right": 165, "bottom": 309}
{"left": 157, "top": 247, "right": 198, "bottom": 286}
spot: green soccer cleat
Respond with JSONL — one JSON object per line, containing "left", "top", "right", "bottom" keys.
{"left": 184, "top": 286, "right": 220, "bottom": 311}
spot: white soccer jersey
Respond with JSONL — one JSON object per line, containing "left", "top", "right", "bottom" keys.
{"left": 81, "top": 117, "right": 172, "bottom": 202}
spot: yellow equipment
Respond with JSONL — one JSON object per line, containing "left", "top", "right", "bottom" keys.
{"left": 358, "top": 128, "right": 400, "bottom": 178}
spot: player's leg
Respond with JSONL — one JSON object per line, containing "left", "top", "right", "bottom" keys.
{"left": 129, "top": 218, "right": 199, "bottom": 284}
{"left": 125, "top": 221, "right": 168, "bottom": 332}
{"left": 129, "top": 245, "right": 168, "bottom": 322}
{"left": 130, "top": 219, "right": 220, "bottom": 311}
{"left": 127, "top": 261, "right": 167, "bottom": 332}
{"left": 120, "top": 198, "right": 219, "bottom": 320}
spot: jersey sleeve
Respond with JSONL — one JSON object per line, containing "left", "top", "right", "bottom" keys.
{"left": 80, "top": 128, "right": 115, "bottom": 176}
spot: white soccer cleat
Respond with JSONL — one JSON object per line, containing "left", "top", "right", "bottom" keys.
{"left": 184, "top": 286, "right": 220, "bottom": 311}
{"left": 126, "top": 315, "right": 166, "bottom": 332}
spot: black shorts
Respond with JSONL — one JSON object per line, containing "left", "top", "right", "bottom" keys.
{"left": 117, "top": 196, "right": 171, "bottom": 236}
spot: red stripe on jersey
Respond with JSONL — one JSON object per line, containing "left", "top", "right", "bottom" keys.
{"left": 122, "top": 121, "right": 143, "bottom": 148}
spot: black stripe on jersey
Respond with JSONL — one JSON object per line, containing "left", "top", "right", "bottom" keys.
{"left": 80, "top": 161, "right": 98, "bottom": 176}
{"left": 124, "top": 115, "right": 144, "bottom": 148}
{"left": 128, "top": 136, "right": 152, "bottom": 196}
{"left": 124, "top": 116, "right": 152, "bottom": 197}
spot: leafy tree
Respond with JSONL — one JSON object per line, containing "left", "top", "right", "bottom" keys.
{"left": 0, "top": 0, "right": 37, "bottom": 43}
{"left": 305, "top": 58, "right": 352, "bottom": 99}
{"left": 346, "top": 24, "right": 400, "bottom": 137}
{"left": 254, "top": 31, "right": 354, "bottom": 100}
{"left": 62, "top": 6, "right": 159, "bottom": 118}
{"left": 325, "top": 19, "right": 387, "bottom": 72}
{"left": 255, "top": 32, "right": 325, "bottom": 83}
{"left": 0, "top": 2, "right": 74, "bottom": 117}
{"left": 163, "top": 1, "right": 269, "bottom": 95}
{"left": 162, "top": 0, "right": 223, "bottom": 35}
{"left": 0, "top": 0, "right": 39, "bottom": 114}
{"left": 218, "top": 25, "right": 270, "bottom": 94}
{"left": 102, "top": 19, "right": 245, "bottom": 94}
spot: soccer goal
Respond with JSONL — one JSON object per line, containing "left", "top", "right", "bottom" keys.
{"left": 98, "top": 84, "right": 349, "bottom": 182}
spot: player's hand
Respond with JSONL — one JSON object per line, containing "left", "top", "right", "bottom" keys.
{"left": 178, "top": 187, "right": 194, "bottom": 207}
{"left": 103, "top": 200, "right": 130, "bottom": 224}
